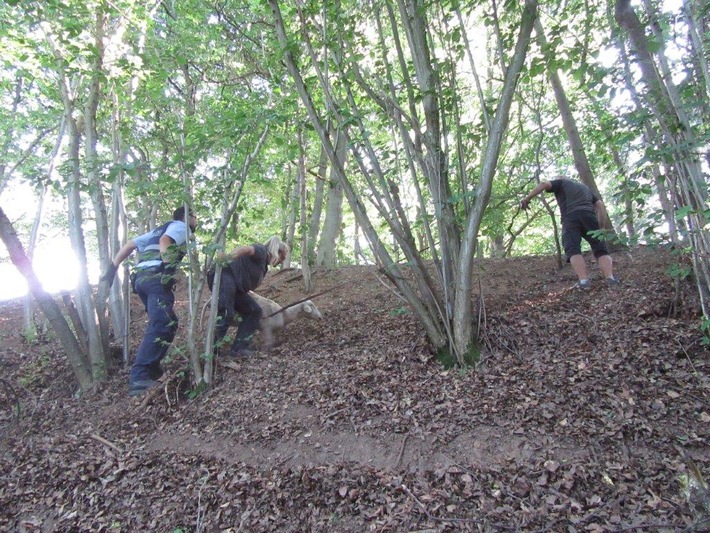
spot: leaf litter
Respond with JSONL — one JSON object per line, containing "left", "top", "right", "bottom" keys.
{"left": 0, "top": 246, "right": 709, "bottom": 532}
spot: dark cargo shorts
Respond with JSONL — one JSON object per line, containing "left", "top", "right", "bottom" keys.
{"left": 562, "top": 209, "right": 609, "bottom": 260}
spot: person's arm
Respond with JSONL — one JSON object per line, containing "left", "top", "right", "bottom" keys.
{"left": 158, "top": 233, "right": 178, "bottom": 264}
{"left": 216, "top": 245, "right": 255, "bottom": 263}
{"left": 100, "top": 240, "right": 137, "bottom": 285}
{"left": 111, "top": 240, "right": 138, "bottom": 267}
{"left": 520, "top": 181, "right": 552, "bottom": 210}
{"left": 594, "top": 199, "right": 609, "bottom": 227}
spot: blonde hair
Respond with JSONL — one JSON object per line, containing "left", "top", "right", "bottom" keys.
{"left": 264, "top": 236, "right": 289, "bottom": 266}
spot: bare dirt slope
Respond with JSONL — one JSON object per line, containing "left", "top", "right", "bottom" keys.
{"left": 1, "top": 245, "right": 710, "bottom": 532}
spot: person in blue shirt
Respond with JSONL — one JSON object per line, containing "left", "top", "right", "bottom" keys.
{"left": 211, "top": 236, "right": 289, "bottom": 358}
{"left": 102, "top": 206, "right": 197, "bottom": 396}
{"left": 520, "top": 175, "right": 619, "bottom": 290}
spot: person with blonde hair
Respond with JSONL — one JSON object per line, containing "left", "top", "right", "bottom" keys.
{"left": 210, "top": 236, "right": 289, "bottom": 358}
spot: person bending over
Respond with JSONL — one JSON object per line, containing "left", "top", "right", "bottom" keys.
{"left": 520, "top": 175, "right": 619, "bottom": 290}
{"left": 211, "top": 236, "right": 289, "bottom": 358}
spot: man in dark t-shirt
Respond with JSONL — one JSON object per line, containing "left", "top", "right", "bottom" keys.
{"left": 212, "top": 236, "right": 289, "bottom": 357}
{"left": 520, "top": 175, "right": 619, "bottom": 290}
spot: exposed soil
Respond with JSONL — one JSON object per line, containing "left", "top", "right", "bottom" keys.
{"left": 1, "top": 245, "right": 710, "bottom": 532}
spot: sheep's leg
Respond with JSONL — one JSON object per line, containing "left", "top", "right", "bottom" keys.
{"left": 261, "top": 325, "right": 275, "bottom": 351}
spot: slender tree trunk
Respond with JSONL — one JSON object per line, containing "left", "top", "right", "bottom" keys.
{"left": 298, "top": 130, "right": 312, "bottom": 292}
{"left": 270, "top": 0, "right": 448, "bottom": 350}
{"left": 316, "top": 127, "right": 345, "bottom": 267}
{"left": 85, "top": 7, "right": 111, "bottom": 378}
{"left": 284, "top": 162, "right": 299, "bottom": 269}
{"left": 22, "top": 186, "right": 46, "bottom": 337}
{"left": 653, "top": 165, "right": 678, "bottom": 243}
{"left": 21, "top": 114, "right": 66, "bottom": 334}
{"left": 454, "top": 0, "right": 538, "bottom": 363}
{"left": 0, "top": 206, "right": 93, "bottom": 392}
{"left": 534, "top": 18, "right": 616, "bottom": 236}
{"left": 614, "top": 20, "right": 679, "bottom": 244}
{"left": 307, "top": 144, "right": 327, "bottom": 265}
{"left": 193, "top": 126, "right": 270, "bottom": 387}
{"left": 0, "top": 76, "right": 24, "bottom": 196}
{"left": 455, "top": 7, "right": 491, "bottom": 133}
{"left": 397, "top": 0, "right": 460, "bottom": 311}
{"left": 683, "top": 0, "right": 710, "bottom": 101}
{"left": 616, "top": 0, "right": 710, "bottom": 318}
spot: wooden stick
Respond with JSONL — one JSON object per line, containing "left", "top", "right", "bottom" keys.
{"left": 89, "top": 433, "right": 122, "bottom": 454}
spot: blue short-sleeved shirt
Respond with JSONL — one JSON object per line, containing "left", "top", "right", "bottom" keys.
{"left": 134, "top": 220, "right": 188, "bottom": 270}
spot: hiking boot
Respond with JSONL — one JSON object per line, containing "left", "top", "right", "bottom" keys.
{"left": 607, "top": 277, "right": 620, "bottom": 289}
{"left": 572, "top": 280, "right": 591, "bottom": 291}
{"left": 128, "top": 379, "right": 162, "bottom": 397}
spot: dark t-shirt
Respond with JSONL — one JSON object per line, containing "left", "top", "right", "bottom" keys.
{"left": 229, "top": 243, "right": 269, "bottom": 292}
{"left": 548, "top": 179, "right": 599, "bottom": 220}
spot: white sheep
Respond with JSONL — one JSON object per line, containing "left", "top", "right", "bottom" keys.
{"left": 250, "top": 292, "right": 323, "bottom": 350}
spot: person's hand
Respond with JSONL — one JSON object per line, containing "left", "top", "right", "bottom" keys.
{"left": 100, "top": 264, "right": 118, "bottom": 287}
{"left": 520, "top": 198, "right": 530, "bottom": 210}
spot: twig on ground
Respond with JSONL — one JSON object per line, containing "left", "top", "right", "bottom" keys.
{"left": 236, "top": 506, "right": 256, "bottom": 532}
{"left": 325, "top": 407, "right": 347, "bottom": 420}
{"left": 400, "top": 483, "right": 483, "bottom": 525}
{"left": 274, "top": 453, "right": 293, "bottom": 468}
{"left": 606, "top": 520, "right": 691, "bottom": 532}
{"left": 88, "top": 433, "right": 123, "bottom": 455}
{"left": 678, "top": 340, "right": 705, "bottom": 388}
{"left": 137, "top": 382, "right": 165, "bottom": 410}
{"left": 195, "top": 470, "right": 211, "bottom": 533}
{"left": 481, "top": 320, "right": 521, "bottom": 362}
{"left": 570, "top": 308, "right": 597, "bottom": 329}
{"left": 395, "top": 433, "right": 409, "bottom": 468}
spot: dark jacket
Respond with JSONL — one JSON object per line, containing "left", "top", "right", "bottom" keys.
{"left": 208, "top": 243, "right": 269, "bottom": 293}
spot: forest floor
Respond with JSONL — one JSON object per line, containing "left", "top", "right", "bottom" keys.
{"left": 1, "top": 245, "right": 710, "bottom": 532}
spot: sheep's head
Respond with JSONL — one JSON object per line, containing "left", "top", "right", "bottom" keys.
{"left": 302, "top": 300, "right": 323, "bottom": 319}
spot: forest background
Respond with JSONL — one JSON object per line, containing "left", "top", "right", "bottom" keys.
{"left": 0, "top": 0, "right": 708, "bottom": 394}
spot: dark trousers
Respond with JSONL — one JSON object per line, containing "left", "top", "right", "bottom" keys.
{"left": 215, "top": 271, "right": 262, "bottom": 355}
{"left": 130, "top": 271, "right": 177, "bottom": 383}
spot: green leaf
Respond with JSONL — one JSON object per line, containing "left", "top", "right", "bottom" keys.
{"left": 675, "top": 206, "right": 694, "bottom": 219}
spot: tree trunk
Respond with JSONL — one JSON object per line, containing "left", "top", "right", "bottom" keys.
{"left": 397, "top": 0, "right": 460, "bottom": 314}
{"left": 21, "top": 185, "right": 46, "bottom": 338}
{"left": 316, "top": 127, "right": 345, "bottom": 267}
{"left": 307, "top": 144, "right": 327, "bottom": 265}
{"left": 270, "top": 0, "right": 448, "bottom": 350}
{"left": 284, "top": 162, "right": 299, "bottom": 269}
{"left": 192, "top": 126, "right": 270, "bottom": 387}
{"left": 615, "top": 20, "right": 678, "bottom": 244}
{"left": 84, "top": 7, "right": 111, "bottom": 379}
{"left": 534, "top": 18, "right": 616, "bottom": 236}
{"left": 0, "top": 76, "right": 24, "bottom": 196}
{"left": 298, "top": 132, "right": 312, "bottom": 293}
{"left": 683, "top": 0, "right": 710, "bottom": 103}
{"left": 616, "top": 0, "right": 710, "bottom": 318}
{"left": 454, "top": 0, "right": 538, "bottom": 363}
{"left": 0, "top": 206, "right": 93, "bottom": 393}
